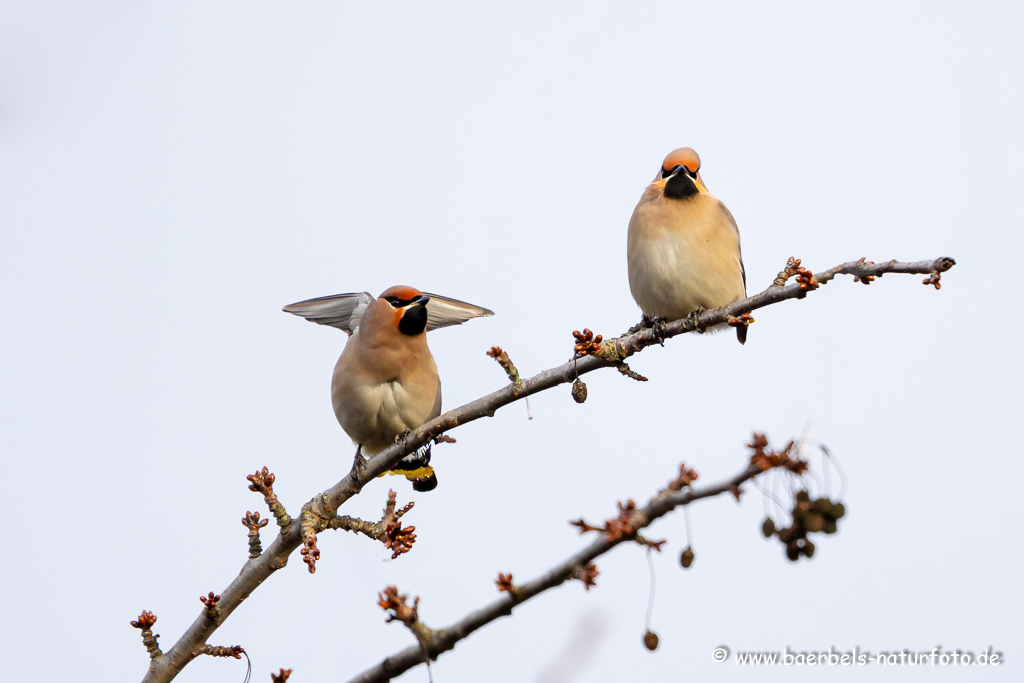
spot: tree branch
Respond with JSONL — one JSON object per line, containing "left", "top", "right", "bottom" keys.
{"left": 329, "top": 490, "right": 417, "bottom": 560}
{"left": 136, "top": 255, "right": 953, "bottom": 683}
{"left": 348, "top": 459, "right": 771, "bottom": 683}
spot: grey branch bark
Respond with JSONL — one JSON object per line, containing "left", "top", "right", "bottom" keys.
{"left": 348, "top": 463, "right": 764, "bottom": 683}
{"left": 137, "top": 255, "right": 954, "bottom": 683}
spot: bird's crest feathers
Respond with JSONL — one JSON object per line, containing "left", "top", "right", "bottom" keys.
{"left": 379, "top": 285, "right": 424, "bottom": 302}
{"left": 662, "top": 147, "right": 701, "bottom": 174}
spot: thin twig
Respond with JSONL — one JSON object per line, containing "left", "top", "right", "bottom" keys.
{"left": 329, "top": 490, "right": 417, "bottom": 559}
{"left": 241, "top": 511, "right": 269, "bottom": 559}
{"left": 130, "top": 611, "right": 161, "bottom": 661}
{"left": 486, "top": 346, "right": 523, "bottom": 391}
{"left": 347, "top": 462, "right": 766, "bottom": 683}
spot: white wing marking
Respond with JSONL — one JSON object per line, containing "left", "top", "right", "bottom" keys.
{"left": 282, "top": 292, "right": 375, "bottom": 335}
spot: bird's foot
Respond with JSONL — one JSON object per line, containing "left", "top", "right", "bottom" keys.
{"left": 393, "top": 429, "right": 430, "bottom": 470}
{"left": 638, "top": 314, "right": 669, "bottom": 345}
{"left": 639, "top": 314, "right": 661, "bottom": 329}
{"left": 350, "top": 445, "right": 367, "bottom": 482}
{"left": 684, "top": 307, "right": 708, "bottom": 334}
{"left": 394, "top": 428, "right": 413, "bottom": 449}
{"left": 627, "top": 317, "right": 647, "bottom": 335}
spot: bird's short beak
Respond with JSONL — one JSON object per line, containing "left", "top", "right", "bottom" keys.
{"left": 413, "top": 295, "right": 430, "bottom": 306}
{"left": 655, "top": 166, "right": 707, "bottom": 194}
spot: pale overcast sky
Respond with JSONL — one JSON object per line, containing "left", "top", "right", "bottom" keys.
{"left": 2, "top": 2, "right": 1022, "bottom": 681}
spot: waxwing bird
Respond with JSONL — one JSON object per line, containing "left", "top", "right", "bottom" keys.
{"left": 284, "top": 286, "right": 493, "bottom": 491}
{"left": 627, "top": 147, "right": 749, "bottom": 344}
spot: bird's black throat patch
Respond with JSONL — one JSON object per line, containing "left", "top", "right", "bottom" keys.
{"left": 398, "top": 304, "right": 428, "bottom": 335}
{"left": 664, "top": 173, "right": 699, "bottom": 199}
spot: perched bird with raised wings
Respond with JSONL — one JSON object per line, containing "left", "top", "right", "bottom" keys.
{"left": 283, "top": 286, "right": 493, "bottom": 491}
{"left": 627, "top": 147, "right": 748, "bottom": 344}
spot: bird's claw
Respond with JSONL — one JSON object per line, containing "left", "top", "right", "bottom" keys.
{"left": 639, "top": 314, "right": 660, "bottom": 329}
{"left": 394, "top": 429, "right": 413, "bottom": 449}
{"left": 639, "top": 314, "right": 669, "bottom": 345}
{"left": 684, "top": 307, "right": 707, "bottom": 334}
{"left": 392, "top": 428, "right": 434, "bottom": 472}
{"left": 350, "top": 445, "right": 367, "bottom": 481}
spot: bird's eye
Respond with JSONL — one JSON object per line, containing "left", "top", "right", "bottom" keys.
{"left": 662, "top": 164, "right": 684, "bottom": 179}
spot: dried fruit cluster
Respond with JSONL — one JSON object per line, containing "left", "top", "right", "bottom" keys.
{"left": 762, "top": 490, "right": 846, "bottom": 562}
{"left": 571, "top": 377, "right": 588, "bottom": 403}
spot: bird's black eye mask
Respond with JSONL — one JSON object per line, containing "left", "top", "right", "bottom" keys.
{"left": 384, "top": 296, "right": 417, "bottom": 307}
{"left": 661, "top": 164, "right": 698, "bottom": 179}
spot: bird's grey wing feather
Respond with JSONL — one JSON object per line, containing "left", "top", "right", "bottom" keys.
{"left": 282, "top": 292, "right": 375, "bottom": 334}
{"left": 718, "top": 202, "right": 746, "bottom": 296}
{"left": 423, "top": 293, "right": 494, "bottom": 331}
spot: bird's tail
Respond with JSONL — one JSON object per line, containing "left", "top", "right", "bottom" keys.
{"left": 387, "top": 442, "right": 438, "bottom": 492}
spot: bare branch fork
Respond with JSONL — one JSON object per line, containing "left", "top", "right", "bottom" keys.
{"left": 134, "top": 255, "right": 953, "bottom": 682}
{"left": 349, "top": 437, "right": 810, "bottom": 683}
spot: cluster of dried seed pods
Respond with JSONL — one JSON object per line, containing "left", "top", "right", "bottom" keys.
{"left": 762, "top": 490, "right": 845, "bottom": 561}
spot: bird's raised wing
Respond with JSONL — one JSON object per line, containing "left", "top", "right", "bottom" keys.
{"left": 282, "top": 292, "right": 375, "bottom": 335}
{"left": 423, "top": 293, "right": 494, "bottom": 331}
